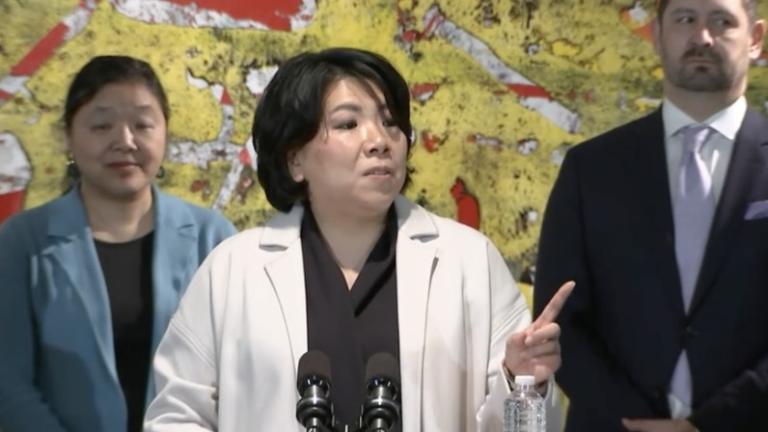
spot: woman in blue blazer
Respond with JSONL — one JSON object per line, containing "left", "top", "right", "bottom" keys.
{"left": 0, "top": 56, "right": 236, "bottom": 432}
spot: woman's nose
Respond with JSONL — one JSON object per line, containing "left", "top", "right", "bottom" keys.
{"left": 113, "top": 125, "right": 138, "bottom": 151}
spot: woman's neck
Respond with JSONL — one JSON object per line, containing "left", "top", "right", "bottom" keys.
{"left": 81, "top": 183, "right": 154, "bottom": 243}
{"left": 310, "top": 202, "right": 388, "bottom": 282}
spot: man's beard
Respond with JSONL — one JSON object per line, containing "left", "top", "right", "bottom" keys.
{"left": 664, "top": 46, "right": 738, "bottom": 92}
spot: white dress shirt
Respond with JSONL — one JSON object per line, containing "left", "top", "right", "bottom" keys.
{"left": 663, "top": 96, "right": 746, "bottom": 207}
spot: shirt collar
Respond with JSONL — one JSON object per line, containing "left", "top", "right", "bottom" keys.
{"left": 662, "top": 96, "right": 747, "bottom": 140}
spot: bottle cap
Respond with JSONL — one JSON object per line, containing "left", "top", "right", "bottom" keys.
{"left": 514, "top": 375, "right": 535, "bottom": 385}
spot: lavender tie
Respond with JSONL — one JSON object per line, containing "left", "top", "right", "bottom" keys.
{"left": 670, "top": 124, "right": 714, "bottom": 409}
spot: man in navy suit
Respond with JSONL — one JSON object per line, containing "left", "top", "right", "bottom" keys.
{"left": 534, "top": 0, "right": 768, "bottom": 431}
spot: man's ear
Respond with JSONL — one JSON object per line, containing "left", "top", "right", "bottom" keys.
{"left": 749, "top": 19, "right": 766, "bottom": 61}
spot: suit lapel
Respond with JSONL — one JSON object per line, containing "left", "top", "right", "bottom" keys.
{"left": 629, "top": 110, "right": 686, "bottom": 315}
{"left": 43, "top": 188, "right": 118, "bottom": 380}
{"left": 393, "top": 196, "right": 438, "bottom": 432}
{"left": 261, "top": 205, "right": 308, "bottom": 377}
{"left": 690, "top": 110, "right": 768, "bottom": 313}
{"left": 151, "top": 189, "right": 198, "bottom": 349}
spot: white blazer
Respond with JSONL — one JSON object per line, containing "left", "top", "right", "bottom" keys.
{"left": 144, "top": 196, "right": 533, "bottom": 432}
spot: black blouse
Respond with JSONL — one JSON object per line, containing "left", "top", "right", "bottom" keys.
{"left": 302, "top": 205, "right": 402, "bottom": 431}
{"left": 94, "top": 231, "right": 154, "bottom": 432}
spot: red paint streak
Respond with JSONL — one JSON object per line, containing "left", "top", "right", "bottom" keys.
{"left": 0, "top": 90, "right": 13, "bottom": 101}
{"left": 402, "top": 30, "right": 421, "bottom": 43}
{"left": 506, "top": 84, "right": 551, "bottom": 99}
{"left": 421, "top": 131, "right": 440, "bottom": 153}
{"left": 220, "top": 88, "right": 233, "bottom": 105}
{"left": 450, "top": 178, "right": 480, "bottom": 229}
{"left": 633, "top": 22, "right": 654, "bottom": 43}
{"left": 167, "top": 0, "right": 303, "bottom": 31}
{"left": 621, "top": 7, "right": 654, "bottom": 43}
{"left": 0, "top": 190, "right": 25, "bottom": 225}
{"left": 410, "top": 83, "right": 438, "bottom": 100}
{"left": 11, "top": 22, "right": 69, "bottom": 75}
{"left": 238, "top": 146, "right": 252, "bottom": 166}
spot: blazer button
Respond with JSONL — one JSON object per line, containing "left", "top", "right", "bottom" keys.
{"left": 681, "top": 325, "right": 699, "bottom": 345}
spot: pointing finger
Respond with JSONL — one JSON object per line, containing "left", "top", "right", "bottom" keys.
{"left": 533, "top": 281, "right": 574, "bottom": 328}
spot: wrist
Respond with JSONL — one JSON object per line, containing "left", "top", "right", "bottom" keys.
{"left": 502, "top": 364, "right": 548, "bottom": 395}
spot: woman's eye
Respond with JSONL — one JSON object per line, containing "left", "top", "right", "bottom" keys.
{"left": 91, "top": 123, "right": 111, "bottom": 131}
{"left": 336, "top": 121, "right": 358, "bottom": 130}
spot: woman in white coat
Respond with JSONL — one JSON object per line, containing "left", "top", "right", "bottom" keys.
{"left": 144, "top": 47, "right": 572, "bottom": 432}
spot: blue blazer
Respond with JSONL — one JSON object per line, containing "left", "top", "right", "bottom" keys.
{"left": 0, "top": 186, "right": 236, "bottom": 432}
{"left": 534, "top": 109, "right": 768, "bottom": 431}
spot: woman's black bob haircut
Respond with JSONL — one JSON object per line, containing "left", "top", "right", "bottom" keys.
{"left": 63, "top": 55, "right": 170, "bottom": 133}
{"left": 252, "top": 47, "right": 414, "bottom": 212}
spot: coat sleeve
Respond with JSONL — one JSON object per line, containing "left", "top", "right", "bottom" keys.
{"left": 476, "top": 239, "right": 532, "bottom": 432}
{"left": 0, "top": 215, "right": 68, "bottom": 432}
{"left": 144, "top": 251, "right": 222, "bottom": 431}
{"left": 689, "top": 350, "right": 768, "bottom": 430}
{"left": 533, "top": 150, "right": 656, "bottom": 427}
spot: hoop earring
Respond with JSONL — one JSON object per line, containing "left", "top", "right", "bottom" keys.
{"left": 156, "top": 165, "right": 166, "bottom": 179}
{"left": 66, "top": 158, "right": 80, "bottom": 179}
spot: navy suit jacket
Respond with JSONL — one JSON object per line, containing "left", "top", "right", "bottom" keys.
{"left": 0, "top": 186, "right": 236, "bottom": 432}
{"left": 534, "top": 109, "right": 768, "bottom": 431}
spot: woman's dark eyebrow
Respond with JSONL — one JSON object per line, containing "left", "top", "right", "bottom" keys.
{"left": 329, "top": 103, "right": 362, "bottom": 114}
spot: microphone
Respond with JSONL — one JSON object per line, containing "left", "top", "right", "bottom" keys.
{"left": 296, "top": 350, "right": 334, "bottom": 432}
{"left": 361, "top": 352, "right": 400, "bottom": 432}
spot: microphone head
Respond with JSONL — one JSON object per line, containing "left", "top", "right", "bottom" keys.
{"left": 296, "top": 351, "right": 333, "bottom": 429}
{"left": 362, "top": 352, "right": 401, "bottom": 430}
{"left": 297, "top": 350, "right": 332, "bottom": 393}
{"left": 365, "top": 352, "right": 400, "bottom": 395}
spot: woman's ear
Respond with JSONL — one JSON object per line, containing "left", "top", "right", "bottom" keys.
{"left": 287, "top": 150, "right": 304, "bottom": 182}
{"left": 61, "top": 127, "right": 72, "bottom": 153}
{"left": 63, "top": 138, "right": 74, "bottom": 161}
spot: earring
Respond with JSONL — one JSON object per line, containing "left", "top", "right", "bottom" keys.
{"left": 66, "top": 158, "right": 80, "bottom": 179}
{"left": 156, "top": 165, "right": 166, "bottom": 179}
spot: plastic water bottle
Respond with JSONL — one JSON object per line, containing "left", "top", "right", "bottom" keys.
{"left": 504, "top": 375, "right": 545, "bottom": 432}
